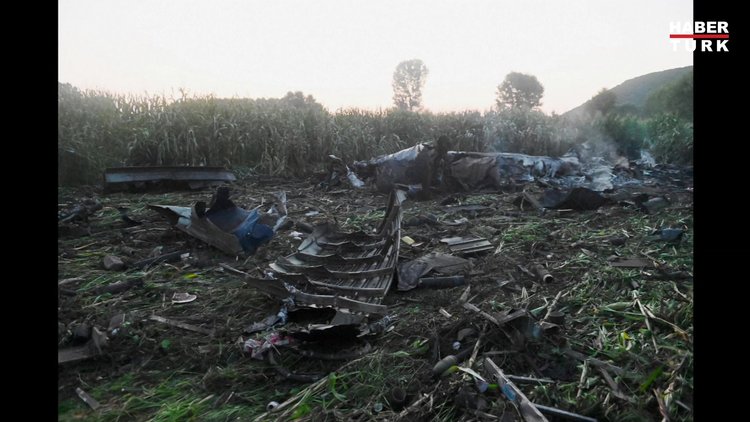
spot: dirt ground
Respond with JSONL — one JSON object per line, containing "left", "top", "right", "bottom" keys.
{"left": 58, "top": 172, "right": 693, "bottom": 421}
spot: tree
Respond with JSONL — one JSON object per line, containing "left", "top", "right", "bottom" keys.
{"left": 392, "top": 59, "right": 429, "bottom": 111}
{"left": 586, "top": 88, "right": 617, "bottom": 116}
{"left": 496, "top": 72, "right": 544, "bottom": 110}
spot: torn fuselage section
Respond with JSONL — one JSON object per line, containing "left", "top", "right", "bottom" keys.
{"left": 350, "top": 143, "right": 583, "bottom": 193}
{"left": 445, "top": 151, "right": 581, "bottom": 191}
{"left": 246, "top": 189, "right": 406, "bottom": 326}
{"left": 149, "top": 186, "right": 285, "bottom": 256}
{"left": 345, "top": 142, "right": 686, "bottom": 194}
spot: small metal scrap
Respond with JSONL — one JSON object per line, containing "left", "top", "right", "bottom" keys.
{"left": 440, "top": 236, "right": 493, "bottom": 255}
{"left": 75, "top": 387, "right": 101, "bottom": 410}
{"left": 172, "top": 292, "right": 197, "bottom": 304}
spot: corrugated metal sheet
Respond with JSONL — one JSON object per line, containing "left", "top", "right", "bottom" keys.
{"left": 246, "top": 189, "right": 406, "bottom": 316}
{"left": 440, "top": 236, "right": 494, "bottom": 255}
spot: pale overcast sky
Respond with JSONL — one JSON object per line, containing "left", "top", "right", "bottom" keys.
{"left": 58, "top": 0, "right": 692, "bottom": 114}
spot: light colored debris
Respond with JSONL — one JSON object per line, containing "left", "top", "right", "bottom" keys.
{"left": 75, "top": 387, "right": 101, "bottom": 410}
{"left": 172, "top": 292, "right": 197, "bottom": 304}
{"left": 58, "top": 277, "right": 84, "bottom": 286}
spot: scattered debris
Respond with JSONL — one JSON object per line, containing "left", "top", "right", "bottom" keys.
{"left": 288, "top": 230, "right": 305, "bottom": 241}
{"left": 651, "top": 228, "right": 685, "bottom": 243}
{"left": 352, "top": 143, "right": 443, "bottom": 193}
{"left": 243, "top": 332, "right": 294, "bottom": 359}
{"left": 172, "top": 292, "right": 197, "bottom": 304}
{"left": 388, "top": 387, "right": 408, "bottom": 409}
{"left": 440, "top": 236, "right": 493, "bottom": 255}
{"left": 245, "top": 314, "right": 283, "bottom": 334}
{"left": 104, "top": 166, "right": 236, "bottom": 192}
{"left": 403, "top": 214, "right": 439, "bottom": 227}
{"left": 58, "top": 151, "right": 693, "bottom": 421}
{"left": 102, "top": 255, "right": 125, "bottom": 271}
{"left": 637, "top": 150, "right": 656, "bottom": 168}
{"left": 442, "top": 217, "right": 470, "bottom": 226}
{"left": 90, "top": 277, "right": 143, "bottom": 295}
{"left": 609, "top": 257, "right": 654, "bottom": 268}
{"left": 505, "top": 375, "right": 555, "bottom": 385}
{"left": 484, "top": 357, "right": 548, "bottom": 422}
{"left": 108, "top": 313, "right": 126, "bottom": 334}
{"left": 149, "top": 186, "right": 282, "bottom": 255}
{"left": 91, "top": 327, "right": 108, "bottom": 353}
{"left": 546, "top": 311, "right": 566, "bottom": 326}
{"left": 75, "top": 387, "right": 101, "bottom": 410}
{"left": 417, "top": 275, "right": 466, "bottom": 289}
{"left": 348, "top": 143, "right": 631, "bottom": 193}
{"left": 116, "top": 207, "right": 143, "bottom": 226}
{"left": 447, "top": 151, "right": 580, "bottom": 191}
{"left": 58, "top": 198, "right": 102, "bottom": 223}
{"left": 397, "top": 252, "right": 471, "bottom": 291}
{"left": 58, "top": 346, "right": 99, "bottom": 364}
{"left": 244, "top": 299, "right": 293, "bottom": 334}
{"left": 533, "top": 264, "right": 554, "bottom": 283}
{"left": 58, "top": 277, "right": 84, "bottom": 286}
{"left": 538, "top": 187, "right": 610, "bottom": 211}
{"left": 432, "top": 347, "right": 474, "bottom": 377}
{"left": 246, "top": 189, "right": 406, "bottom": 321}
{"left": 640, "top": 196, "right": 670, "bottom": 214}
{"left": 72, "top": 323, "right": 91, "bottom": 342}
{"left": 266, "top": 401, "right": 280, "bottom": 411}
{"left": 516, "top": 191, "right": 543, "bottom": 211}
{"left": 326, "top": 155, "right": 366, "bottom": 189}
{"left": 534, "top": 404, "right": 598, "bottom": 422}
{"left": 59, "top": 327, "right": 109, "bottom": 364}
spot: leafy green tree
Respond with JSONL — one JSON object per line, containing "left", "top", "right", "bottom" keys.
{"left": 392, "top": 59, "right": 429, "bottom": 111}
{"left": 496, "top": 72, "right": 544, "bottom": 110}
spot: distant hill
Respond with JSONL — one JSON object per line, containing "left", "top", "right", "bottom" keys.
{"left": 564, "top": 66, "right": 692, "bottom": 117}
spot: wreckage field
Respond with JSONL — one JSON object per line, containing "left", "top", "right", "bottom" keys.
{"left": 58, "top": 159, "right": 693, "bottom": 421}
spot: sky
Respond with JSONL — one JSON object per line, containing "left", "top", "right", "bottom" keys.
{"left": 59, "top": 0, "right": 693, "bottom": 114}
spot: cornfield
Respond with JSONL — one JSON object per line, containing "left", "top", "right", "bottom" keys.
{"left": 58, "top": 82, "right": 610, "bottom": 186}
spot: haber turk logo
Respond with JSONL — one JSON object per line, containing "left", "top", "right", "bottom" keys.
{"left": 670, "top": 21, "right": 729, "bottom": 51}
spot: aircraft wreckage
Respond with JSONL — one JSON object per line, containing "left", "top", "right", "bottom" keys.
{"left": 337, "top": 141, "right": 677, "bottom": 194}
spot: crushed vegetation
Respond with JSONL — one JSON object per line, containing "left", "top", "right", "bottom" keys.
{"left": 58, "top": 166, "right": 693, "bottom": 421}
